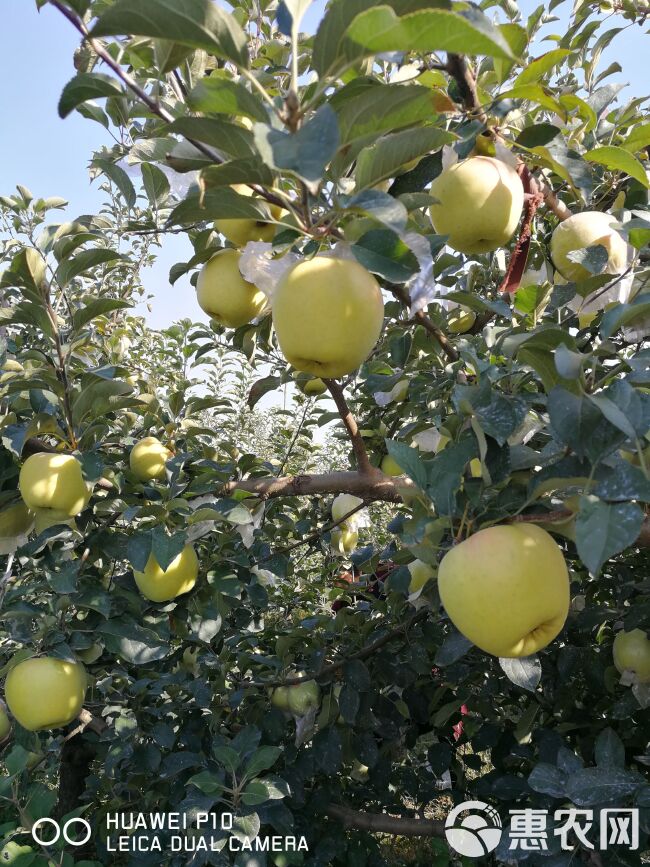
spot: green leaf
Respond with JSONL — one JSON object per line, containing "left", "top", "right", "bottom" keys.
{"left": 343, "top": 190, "right": 407, "bottom": 233}
{"left": 165, "top": 117, "right": 256, "bottom": 158}
{"left": 93, "top": 159, "right": 137, "bottom": 208}
{"left": 514, "top": 48, "right": 572, "bottom": 86}
{"left": 434, "top": 631, "right": 473, "bottom": 666}
{"left": 141, "top": 163, "right": 170, "bottom": 207}
{"left": 344, "top": 6, "right": 514, "bottom": 61}
{"left": 385, "top": 440, "right": 428, "bottom": 489}
{"left": 254, "top": 105, "right": 339, "bottom": 185}
{"left": 584, "top": 146, "right": 650, "bottom": 188}
{"left": 243, "top": 746, "right": 282, "bottom": 779}
{"left": 72, "top": 299, "right": 132, "bottom": 332}
{"left": 55, "top": 249, "right": 127, "bottom": 286}
{"left": 336, "top": 83, "right": 437, "bottom": 146}
{"left": 351, "top": 229, "right": 419, "bottom": 283}
{"left": 565, "top": 767, "right": 644, "bottom": 806}
{"left": 58, "top": 73, "right": 125, "bottom": 119}
{"left": 622, "top": 122, "right": 650, "bottom": 153}
{"left": 600, "top": 295, "right": 650, "bottom": 338}
{"left": 575, "top": 498, "right": 644, "bottom": 576}
{"left": 200, "top": 159, "right": 274, "bottom": 190}
{"left": 355, "top": 125, "right": 455, "bottom": 190}
{"left": 97, "top": 619, "right": 169, "bottom": 665}
{"left": 248, "top": 375, "right": 282, "bottom": 410}
{"left": 499, "top": 656, "right": 542, "bottom": 692}
{"left": 594, "top": 727, "right": 625, "bottom": 769}
{"left": 151, "top": 527, "right": 186, "bottom": 571}
{"left": 313, "top": 0, "right": 377, "bottom": 77}
{"left": 547, "top": 387, "right": 625, "bottom": 461}
{"left": 167, "top": 187, "right": 270, "bottom": 226}
{"left": 92, "top": 0, "right": 249, "bottom": 67}
{"left": 188, "top": 75, "right": 268, "bottom": 121}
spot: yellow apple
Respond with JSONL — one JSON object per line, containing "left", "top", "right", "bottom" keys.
{"left": 470, "top": 458, "right": 482, "bottom": 478}
{"left": 4, "top": 657, "right": 87, "bottom": 731}
{"left": 331, "top": 493, "right": 364, "bottom": 526}
{"left": 293, "top": 373, "right": 327, "bottom": 396}
{"left": 429, "top": 156, "right": 524, "bottom": 254}
{"left": 214, "top": 183, "right": 282, "bottom": 247}
{"left": 287, "top": 679, "right": 321, "bottom": 715}
{"left": 76, "top": 642, "right": 103, "bottom": 665}
{"left": 381, "top": 455, "right": 404, "bottom": 477}
{"left": 550, "top": 211, "right": 628, "bottom": 282}
{"left": 0, "top": 500, "right": 34, "bottom": 538}
{"left": 0, "top": 359, "right": 23, "bottom": 383}
{"left": 272, "top": 257, "right": 384, "bottom": 379}
{"left": 196, "top": 249, "right": 267, "bottom": 328}
{"left": 271, "top": 686, "right": 291, "bottom": 710}
{"left": 129, "top": 436, "right": 172, "bottom": 482}
{"left": 392, "top": 379, "right": 409, "bottom": 402}
{"left": 448, "top": 308, "right": 477, "bottom": 334}
{"left": 613, "top": 629, "right": 650, "bottom": 683}
{"left": 19, "top": 454, "right": 91, "bottom": 517}
{"left": 33, "top": 507, "right": 77, "bottom": 535}
{"left": 134, "top": 544, "right": 199, "bottom": 602}
{"left": 331, "top": 528, "right": 358, "bottom": 554}
{"left": 0, "top": 698, "right": 11, "bottom": 742}
{"left": 438, "top": 524, "right": 570, "bottom": 657}
{"left": 408, "top": 560, "right": 436, "bottom": 593}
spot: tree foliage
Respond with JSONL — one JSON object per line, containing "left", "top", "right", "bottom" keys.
{"left": 1, "top": 0, "right": 650, "bottom": 865}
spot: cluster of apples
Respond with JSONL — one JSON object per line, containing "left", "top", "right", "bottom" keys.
{"left": 0, "top": 439, "right": 199, "bottom": 734}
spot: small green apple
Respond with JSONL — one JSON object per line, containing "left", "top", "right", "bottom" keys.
{"left": 381, "top": 455, "right": 404, "bottom": 477}
{"left": 331, "top": 527, "right": 358, "bottom": 554}
{"left": 287, "top": 679, "right": 321, "bottom": 715}
{"left": 134, "top": 545, "right": 199, "bottom": 602}
{"left": 196, "top": 248, "right": 268, "bottom": 328}
{"left": 213, "top": 183, "right": 282, "bottom": 247}
{"left": 613, "top": 629, "right": 650, "bottom": 683}
{"left": 271, "top": 686, "right": 291, "bottom": 711}
{"left": 448, "top": 308, "right": 477, "bottom": 334}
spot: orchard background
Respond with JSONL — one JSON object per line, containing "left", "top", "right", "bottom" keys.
{"left": 1, "top": 0, "right": 650, "bottom": 865}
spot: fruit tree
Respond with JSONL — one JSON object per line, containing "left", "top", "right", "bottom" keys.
{"left": 1, "top": 0, "right": 650, "bottom": 865}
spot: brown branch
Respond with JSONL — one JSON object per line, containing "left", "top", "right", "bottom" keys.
{"left": 221, "top": 470, "right": 412, "bottom": 502}
{"left": 324, "top": 803, "right": 445, "bottom": 838}
{"left": 510, "top": 509, "right": 574, "bottom": 525}
{"left": 389, "top": 284, "right": 460, "bottom": 363}
{"left": 324, "top": 379, "right": 375, "bottom": 476}
{"left": 446, "top": 54, "right": 485, "bottom": 120}
{"left": 498, "top": 165, "right": 544, "bottom": 295}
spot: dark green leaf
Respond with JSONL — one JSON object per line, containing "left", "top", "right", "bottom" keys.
{"left": 351, "top": 229, "right": 419, "bottom": 283}
{"left": 575, "top": 499, "right": 644, "bottom": 576}
{"left": 72, "top": 299, "right": 132, "bottom": 332}
{"left": 499, "top": 656, "right": 542, "bottom": 692}
{"left": 58, "top": 73, "right": 125, "bottom": 119}
{"left": 56, "top": 248, "right": 127, "bottom": 286}
{"left": 188, "top": 75, "right": 268, "bottom": 121}
{"left": 565, "top": 768, "right": 644, "bottom": 806}
{"left": 165, "top": 117, "right": 256, "bottom": 158}
{"left": 254, "top": 105, "right": 339, "bottom": 184}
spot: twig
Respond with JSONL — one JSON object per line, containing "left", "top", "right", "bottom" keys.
{"left": 240, "top": 608, "right": 430, "bottom": 688}
{"left": 390, "top": 284, "right": 460, "bottom": 363}
{"left": 0, "top": 553, "right": 16, "bottom": 611}
{"left": 252, "top": 503, "right": 367, "bottom": 568}
{"left": 48, "top": 1, "right": 293, "bottom": 219}
{"left": 324, "top": 379, "right": 375, "bottom": 476}
{"left": 325, "top": 803, "right": 444, "bottom": 838}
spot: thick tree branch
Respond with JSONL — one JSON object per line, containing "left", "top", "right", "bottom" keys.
{"left": 221, "top": 470, "right": 412, "bottom": 502}
{"left": 324, "top": 379, "right": 375, "bottom": 475}
{"left": 324, "top": 803, "right": 445, "bottom": 838}
{"left": 498, "top": 165, "right": 544, "bottom": 295}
